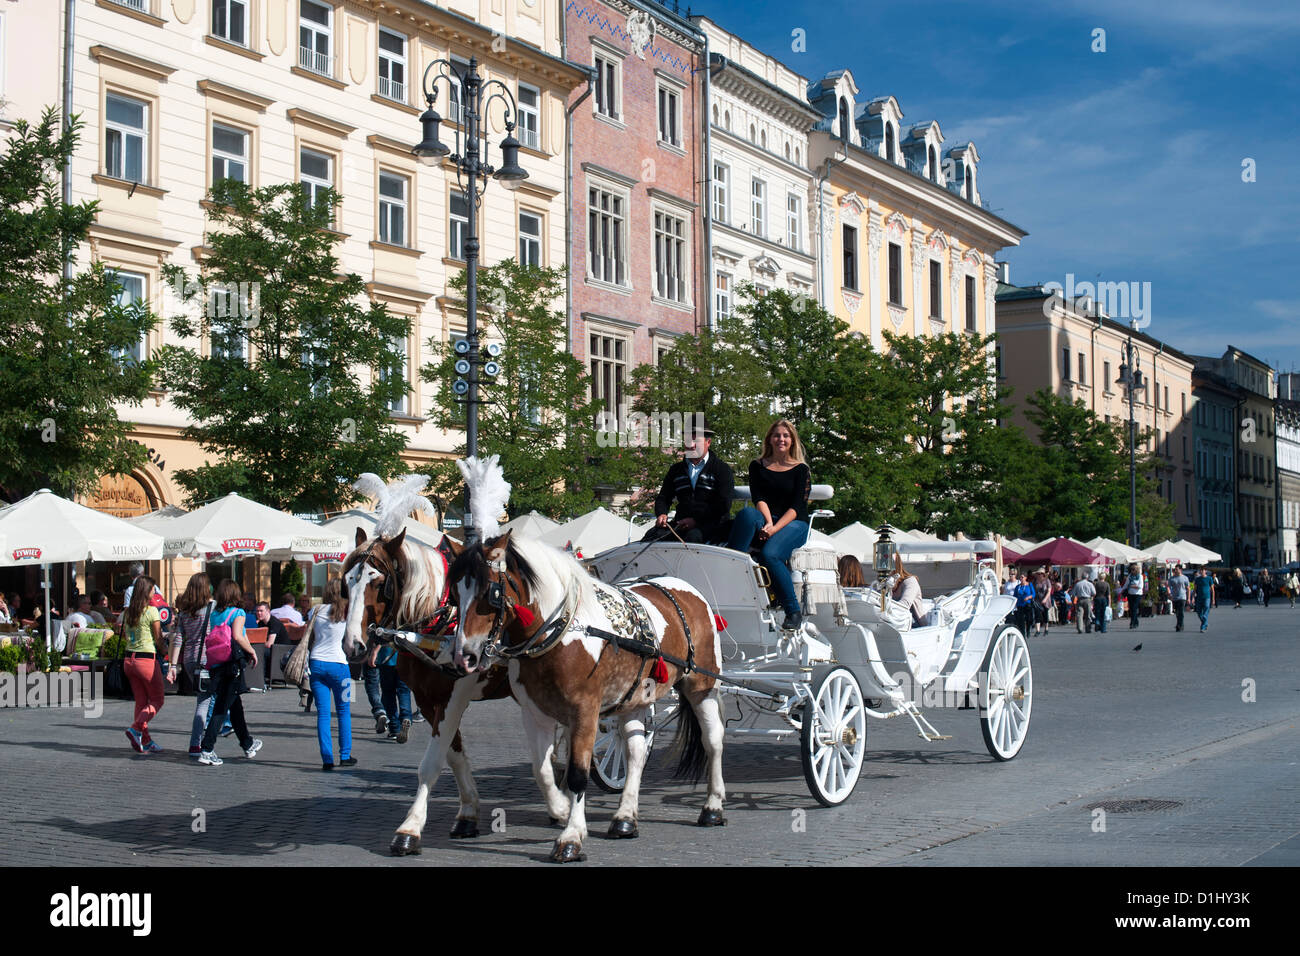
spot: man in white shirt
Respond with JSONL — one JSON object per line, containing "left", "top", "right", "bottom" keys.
{"left": 269, "top": 592, "right": 305, "bottom": 627}
{"left": 1125, "top": 563, "right": 1145, "bottom": 629}
{"left": 120, "top": 562, "right": 162, "bottom": 611}
{"left": 1071, "top": 575, "right": 1096, "bottom": 633}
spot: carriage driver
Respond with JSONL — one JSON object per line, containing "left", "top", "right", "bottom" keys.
{"left": 642, "top": 417, "right": 735, "bottom": 545}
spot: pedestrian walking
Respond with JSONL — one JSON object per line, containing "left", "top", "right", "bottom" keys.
{"left": 1124, "top": 563, "right": 1144, "bottom": 629}
{"left": 167, "top": 572, "right": 216, "bottom": 757}
{"left": 1032, "top": 571, "right": 1051, "bottom": 636}
{"left": 1093, "top": 573, "right": 1111, "bottom": 633}
{"left": 1193, "top": 567, "right": 1216, "bottom": 632}
{"left": 1231, "top": 568, "right": 1245, "bottom": 608}
{"left": 1071, "top": 574, "right": 1096, "bottom": 633}
{"left": 308, "top": 579, "right": 356, "bottom": 771}
{"left": 1259, "top": 568, "right": 1273, "bottom": 607}
{"left": 375, "top": 643, "right": 413, "bottom": 743}
{"left": 1168, "top": 565, "right": 1190, "bottom": 632}
{"left": 1285, "top": 571, "right": 1298, "bottom": 609}
{"left": 362, "top": 652, "right": 389, "bottom": 734}
{"left": 197, "top": 580, "right": 263, "bottom": 766}
{"left": 122, "top": 576, "right": 166, "bottom": 754}
{"left": 1013, "top": 573, "right": 1036, "bottom": 636}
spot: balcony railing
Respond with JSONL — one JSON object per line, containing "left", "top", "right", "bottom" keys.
{"left": 377, "top": 76, "right": 405, "bottom": 102}
{"left": 299, "top": 46, "right": 333, "bottom": 78}
{"left": 113, "top": 0, "right": 149, "bottom": 10}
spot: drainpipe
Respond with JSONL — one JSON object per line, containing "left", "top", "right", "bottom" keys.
{"left": 701, "top": 36, "right": 711, "bottom": 332}
{"left": 62, "top": 0, "right": 76, "bottom": 283}
{"left": 563, "top": 19, "right": 594, "bottom": 355}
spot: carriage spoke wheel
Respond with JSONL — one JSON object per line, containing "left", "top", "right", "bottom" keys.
{"left": 800, "top": 667, "right": 866, "bottom": 807}
{"left": 590, "top": 701, "right": 659, "bottom": 793}
{"left": 979, "top": 624, "right": 1033, "bottom": 761}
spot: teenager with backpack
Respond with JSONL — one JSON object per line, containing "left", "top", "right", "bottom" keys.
{"left": 167, "top": 573, "right": 217, "bottom": 757}
{"left": 197, "top": 579, "right": 263, "bottom": 766}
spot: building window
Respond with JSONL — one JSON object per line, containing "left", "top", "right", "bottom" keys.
{"left": 1078, "top": 352, "right": 1086, "bottom": 386}
{"left": 381, "top": 335, "right": 407, "bottom": 414}
{"left": 378, "top": 171, "right": 407, "bottom": 246}
{"left": 842, "top": 225, "right": 858, "bottom": 291}
{"left": 299, "top": 147, "right": 332, "bottom": 209}
{"left": 518, "top": 210, "right": 542, "bottom": 267}
{"left": 750, "top": 178, "right": 765, "bottom": 237}
{"left": 653, "top": 209, "right": 687, "bottom": 303}
{"left": 964, "top": 165, "right": 974, "bottom": 201}
{"left": 929, "top": 144, "right": 938, "bottom": 182}
{"left": 587, "top": 184, "right": 626, "bottom": 285}
{"left": 299, "top": 0, "right": 333, "bottom": 77}
{"left": 657, "top": 84, "right": 680, "bottom": 147}
{"left": 109, "top": 270, "right": 147, "bottom": 364}
{"left": 443, "top": 55, "right": 470, "bottom": 126}
{"left": 715, "top": 272, "right": 731, "bottom": 321}
{"left": 105, "top": 93, "right": 148, "bottom": 183}
{"left": 589, "top": 331, "right": 628, "bottom": 422}
{"left": 837, "top": 96, "right": 849, "bottom": 142}
{"left": 885, "top": 123, "right": 896, "bottom": 162}
{"left": 208, "top": 286, "right": 247, "bottom": 362}
{"left": 995, "top": 344, "right": 1004, "bottom": 379}
{"left": 929, "top": 260, "right": 941, "bottom": 319}
{"left": 712, "top": 161, "right": 729, "bottom": 224}
{"left": 965, "top": 275, "right": 976, "bottom": 332}
{"left": 448, "top": 189, "right": 469, "bottom": 260}
{"left": 1104, "top": 360, "right": 1112, "bottom": 390}
{"left": 786, "top": 193, "right": 801, "bottom": 251}
{"left": 211, "top": 123, "right": 248, "bottom": 185}
{"left": 212, "top": 0, "right": 249, "bottom": 46}
{"left": 887, "top": 242, "right": 902, "bottom": 305}
{"left": 1061, "top": 348, "right": 1071, "bottom": 382}
{"left": 593, "top": 52, "right": 619, "bottom": 120}
{"left": 377, "top": 28, "right": 407, "bottom": 103}
{"left": 517, "top": 83, "right": 540, "bottom": 150}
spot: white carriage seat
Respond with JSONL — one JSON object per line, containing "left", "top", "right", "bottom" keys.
{"left": 790, "top": 546, "right": 847, "bottom": 619}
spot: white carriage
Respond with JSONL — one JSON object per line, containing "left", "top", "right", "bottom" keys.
{"left": 583, "top": 487, "right": 1032, "bottom": 806}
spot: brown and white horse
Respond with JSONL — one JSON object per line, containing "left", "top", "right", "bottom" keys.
{"left": 342, "top": 527, "right": 570, "bottom": 855}
{"left": 445, "top": 530, "right": 727, "bottom": 863}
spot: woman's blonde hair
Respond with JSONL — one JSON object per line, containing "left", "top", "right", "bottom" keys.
{"left": 760, "top": 419, "right": 805, "bottom": 464}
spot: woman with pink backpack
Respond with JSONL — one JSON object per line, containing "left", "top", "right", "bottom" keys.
{"left": 197, "top": 580, "right": 263, "bottom": 766}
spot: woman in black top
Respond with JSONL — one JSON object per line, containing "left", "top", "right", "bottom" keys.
{"left": 727, "top": 419, "right": 812, "bottom": 629}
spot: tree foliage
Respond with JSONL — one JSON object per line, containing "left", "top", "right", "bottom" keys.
{"left": 0, "top": 109, "right": 154, "bottom": 499}
{"left": 156, "top": 180, "right": 410, "bottom": 513}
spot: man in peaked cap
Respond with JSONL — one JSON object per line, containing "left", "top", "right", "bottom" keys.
{"left": 642, "top": 416, "right": 734, "bottom": 545}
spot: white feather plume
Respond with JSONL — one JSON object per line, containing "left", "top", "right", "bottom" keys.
{"left": 457, "top": 455, "right": 511, "bottom": 539}
{"left": 352, "top": 472, "right": 437, "bottom": 539}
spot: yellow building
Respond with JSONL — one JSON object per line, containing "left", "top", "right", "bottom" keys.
{"left": 804, "top": 71, "right": 1025, "bottom": 350}
{"left": 8, "top": 0, "right": 584, "bottom": 602}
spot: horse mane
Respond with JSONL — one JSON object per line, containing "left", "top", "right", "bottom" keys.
{"left": 452, "top": 533, "right": 601, "bottom": 623}
{"left": 343, "top": 531, "right": 448, "bottom": 626}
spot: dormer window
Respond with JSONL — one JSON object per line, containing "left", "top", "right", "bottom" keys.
{"left": 837, "top": 96, "right": 850, "bottom": 142}
{"left": 928, "top": 145, "right": 938, "bottom": 182}
{"left": 965, "top": 165, "right": 974, "bottom": 200}
{"left": 885, "top": 123, "right": 896, "bottom": 163}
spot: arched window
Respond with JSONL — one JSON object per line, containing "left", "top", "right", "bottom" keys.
{"left": 760, "top": 129, "right": 767, "bottom": 149}
{"left": 724, "top": 109, "right": 730, "bottom": 130}
{"left": 750, "top": 123, "right": 756, "bottom": 141}
{"left": 784, "top": 142, "right": 790, "bottom": 161}
{"left": 837, "top": 96, "right": 850, "bottom": 142}
{"left": 885, "top": 123, "right": 896, "bottom": 162}
{"left": 928, "top": 145, "right": 938, "bottom": 182}
{"left": 965, "top": 165, "right": 974, "bottom": 200}
{"left": 712, "top": 103, "right": 718, "bottom": 125}
{"left": 795, "top": 146, "right": 801, "bottom": 165}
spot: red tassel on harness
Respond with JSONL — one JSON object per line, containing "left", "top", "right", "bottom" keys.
{"left": 713, "top": 613, "right": 728, "bottom": 632}
{"left": 650, "top": 656, "right": 670, "bottom": 684}
{"left": 513, "top": 604, "right": 535, "bottom": 627}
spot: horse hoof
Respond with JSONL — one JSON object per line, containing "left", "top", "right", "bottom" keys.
{"left": 549, "top": 842, "right": 587, "bottom": 863}
{"left": 697, "top": 808, "right": 727, "bottom": 828}
{"left": 608, "top": 818, "right": 639, "bottom": 839}
{"left": 449, "top": 818, "right": 479, "bottom": 840}
{"left": 390, "top": 833, "right": 422, "bottom": 856}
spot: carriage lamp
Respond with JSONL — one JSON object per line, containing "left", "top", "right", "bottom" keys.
{"left": 874, "top": 525, "right": 895, "bottom": 580}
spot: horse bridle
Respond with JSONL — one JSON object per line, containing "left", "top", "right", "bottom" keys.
{"left": 353, "top": 538, "right": 405, "bottom": 633}
{"left": 471, "top": 556, "right": 571, "bottom": 665}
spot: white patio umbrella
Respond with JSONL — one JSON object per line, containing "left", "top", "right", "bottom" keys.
{"left": 319, "top": 509, "right": 445, "bottom": 559}
{"left": 540, "top": 507, "right": 642, "bottom": 556}
{"left": 830, "top": 521, "right": 877, "bottom": 558}
{"left": 1139, "top": 540, "right": 1190, "bottom": 565}
{"left": 499, "top": 510, "right": 561, "bottom": 538}
{"left": 1084, "top": 536, "right": 1145, "bottom": 564}
{"left": 0, "top": 489, "right": 164, "bottom": 648}
{"left": 1173, "top": 539, "right": 1221, "bottom": 564}
{"left": 148, "top": 492, "right": 345, "bottom": 562}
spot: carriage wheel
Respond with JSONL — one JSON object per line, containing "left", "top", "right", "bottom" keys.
{"left": 800, "top": 667, "right": 867, "bottom": 807}
{"left": 590, "top": 702, "right": 659, "bottom": 793}
{"left": 979, "top": 624, "right": 1033, "bottom": 761}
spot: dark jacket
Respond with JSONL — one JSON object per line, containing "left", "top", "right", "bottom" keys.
{"left": 654, "top": 454, "right": 735, "bottom": 540}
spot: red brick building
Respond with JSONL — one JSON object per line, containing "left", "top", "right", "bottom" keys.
{"left": 565, "top": 0, "right": 706, "bottom": 423}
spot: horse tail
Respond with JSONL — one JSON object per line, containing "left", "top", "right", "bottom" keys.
{"left": 668, "top": 697, "right": 708, "bottom": 784}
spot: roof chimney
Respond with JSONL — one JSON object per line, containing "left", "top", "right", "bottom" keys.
{"left": 996, "top": 262, "right": 1010, "bottom": 284}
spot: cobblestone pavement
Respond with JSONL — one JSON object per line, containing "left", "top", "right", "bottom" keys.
{"left": 1, "top": 604, "right": 1295, "bottom": 866}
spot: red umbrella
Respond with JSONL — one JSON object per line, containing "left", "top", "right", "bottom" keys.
{"left": 978, "top": 543, "right": 1024, "bottom": 563}
{"left": 1018, "top": 537, "right": 1109, "bottom": 566}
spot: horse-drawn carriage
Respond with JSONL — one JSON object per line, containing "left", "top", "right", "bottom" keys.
{"left": 584, "top": 487, "right": 1033, "bottom": 806}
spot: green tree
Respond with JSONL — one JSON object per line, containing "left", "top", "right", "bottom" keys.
{"left": 155, "top": 179, "right": 410, "bottom": 512}
{"left": 1022, "top": 388, "right": 1173, "bottom": 542}
{"left": 0, "top": 109, "right": 154, "bottom": 499}
{"left": 421, "top": 260, "right": 607, "bottom": 519}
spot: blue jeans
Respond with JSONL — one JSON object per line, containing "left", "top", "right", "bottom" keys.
{"left": 727, "top": 507, "right": 809, "bottom": 616}
{"left": 379, "top": 666, "right": 412, "bottom": 725}
{"left": 1093, "top": 597, "right": 1109, "bottom": 633}
{"left": 309, "top": 661, "right": 353, "bottom": 764}
{"left": 363, "top": 661, "right": 385, "bottom": 718}
{"left": 1196, "top": 601, "right": 1210, "bottom": 630}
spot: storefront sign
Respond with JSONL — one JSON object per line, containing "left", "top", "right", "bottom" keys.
{"left": 87, "top": 474, "right": 154, "bottom": 519}
{"left": 10, "top": 548, "right": 41, "bottom": 561}
{"left": 221, "top": 538, "right": 266, "bottom": 554}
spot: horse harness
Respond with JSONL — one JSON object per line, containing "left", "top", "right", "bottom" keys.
{"left": 361, "top": 535, "right": 462, "bottom": 676}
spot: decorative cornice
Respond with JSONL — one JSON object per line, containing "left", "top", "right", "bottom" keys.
{"left": 90, "top": 45, "right": 176, "bottom": 81}
{"left": 197, "top": 79, "right": 273, "bottom": 112}
{"left": 647, "top": 186, "right": 696, "bottom": 210}
{"left": 366, "top": 133, "right": 417, "bottom": 157}
{"left": 581, "top": 310, "right": 641, "bottom": 332}
{"left": 581, "top": 162, "right": 638, "bottom": 189}
{"left": 287, "top": 108, "right": 357, "bottom": 138}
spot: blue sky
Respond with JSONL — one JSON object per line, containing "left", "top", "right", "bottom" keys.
{"left": 698, "top": 0, "right": 1300, "bottom": 373}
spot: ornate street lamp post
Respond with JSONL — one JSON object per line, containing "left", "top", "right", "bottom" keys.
{"left": 1117, "top": 329, "right": 1147, "bottom": 549}
{"left": 412, "top": 57, "right": 528, "bottom": 542}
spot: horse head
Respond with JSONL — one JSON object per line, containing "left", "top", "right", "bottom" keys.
{"left": 445, "top": 531, "right": 550, "bottom": 675}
